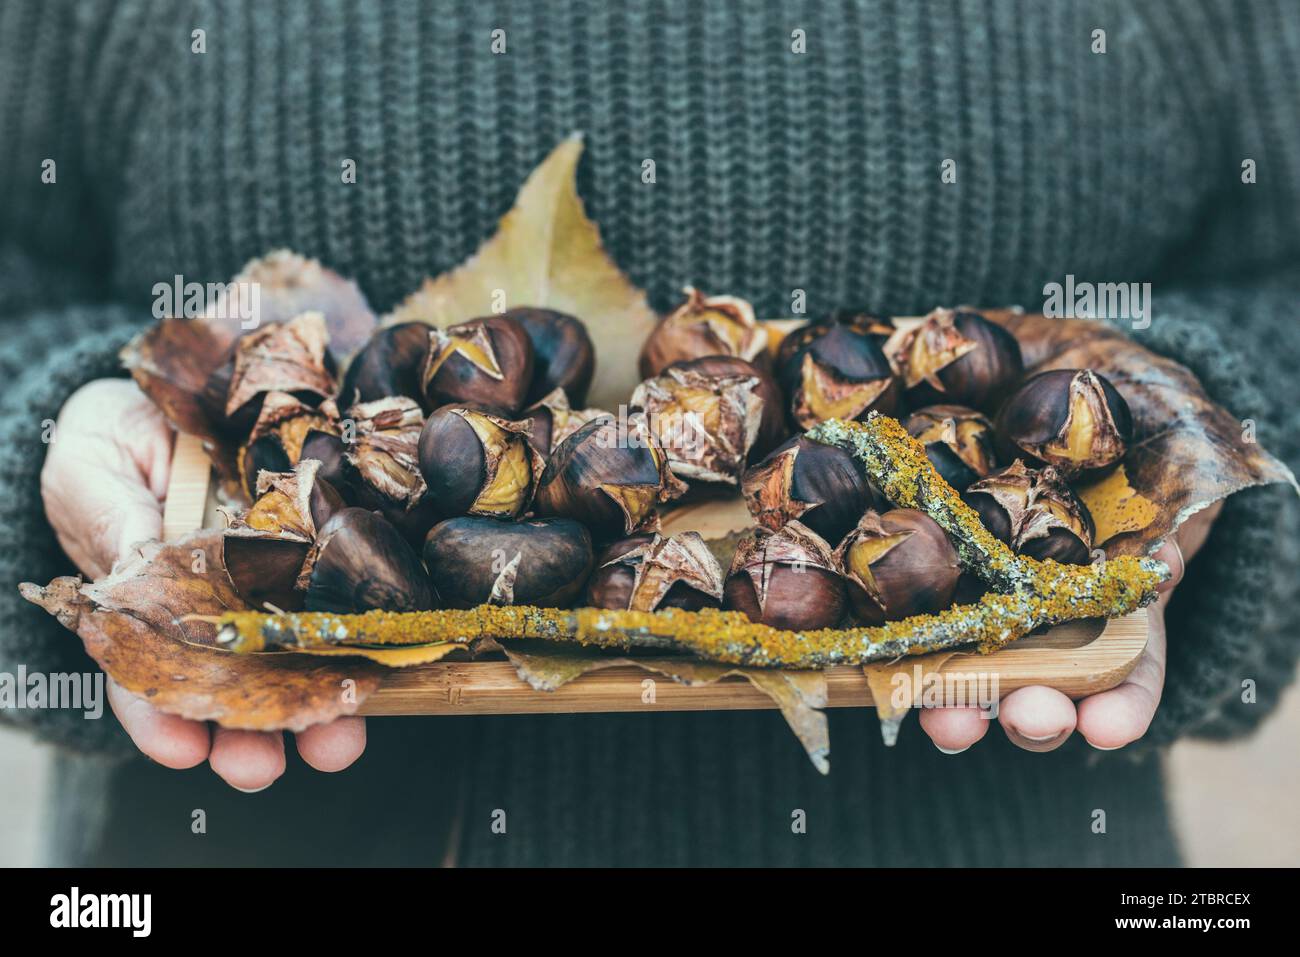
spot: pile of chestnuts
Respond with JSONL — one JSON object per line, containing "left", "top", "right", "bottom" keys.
{"left": 215, "top": 293, "right": 1134, "bottom": 633}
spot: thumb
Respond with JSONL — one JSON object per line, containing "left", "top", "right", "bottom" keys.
{"left": 112, "top": 504, "right": 165, "bottom": 568}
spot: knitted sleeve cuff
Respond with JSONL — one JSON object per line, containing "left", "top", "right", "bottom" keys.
{"left": 0, "top": 304, "right": 145, "bottom": 757}
{"left": 1126, "top": 275, "right": 1300, "bottom": 748}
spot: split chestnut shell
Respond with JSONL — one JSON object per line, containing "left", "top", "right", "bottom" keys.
{"left": 741, "top": 434, "right": 880, "bottom": 547}
{"left": 962, "top": 460, "right": 1096, "bottom": 565}
{"left": 584, "top": 531, "right": 725, "bottom": 612}
{"left": 834, "top": 509, "right": 961, "bottom": 625}
{"left": 534, "top": 413, "right": 687, "bottom": 541}
{"left": 631, "top": 357, "right": 784, "bottom": 485}
{"left": 418, "top": 406, "right": 544, "bottom": 521}
{"left": 638, "top": 287, "right": 768, "bottom": 378}
{"left": 422, "top": 315, "right": 535, "bottom": 416}
{"left": 995, "top": 368, "right": 1133, "bottom": 476}
{"left": 723, "top": 521, "right": 846, "bottom": 631}
{"left": 302, "top": 507, "right": 436, "bottom": 613}
{"left": 775, "top": 314, "right": 900, "bottom": 429}
{"left": 883, "top": 308, "right": 1023, "bottom": 410}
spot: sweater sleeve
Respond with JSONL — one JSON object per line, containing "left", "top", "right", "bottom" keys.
{"left": 1128, "top": 269, "right": 1300, "bottom": 748}
{"left": 0, "top": 0, "right": 146, "bottom": 754}
{"left": 0, "top": 297, "right": 145, "bottom": 756}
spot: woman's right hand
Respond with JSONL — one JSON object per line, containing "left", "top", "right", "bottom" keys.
{"left": 41, "top": 378, "right": 367, "bottom": 790}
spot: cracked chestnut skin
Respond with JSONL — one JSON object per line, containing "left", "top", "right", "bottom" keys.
{"left": 303, "top": 507, "right": 436, "bottom": 613}
{"left": 534, "top": 414, "right": 685, "bottom": 542}
{"left": 660, "top": 355, "right": 787, "bottom": 460}
{"left": 584, "top": 532, "right": 724, "bottom": 612}
{"left": 422, "top": 314, "right": 535, "bottom": 416}
{"left": 417, "top": 406, "right": 540, "bottom": 521}
{"left": 834, "top": 509, "right": 962, "bottom": 625}
{"left": 638, "top": 287, "right": 769, "bottom": 378}
{"left": 775, "top": 313, "right": 900, "bottom": 429}
{"left": 237, "top": 392, "right": 339, "bottom": 499}
{"left": 223, "top": 462, "right": 346, "bottom": 612}
{"left": 995, "top": 368, "right": 1133, "bottom": 476}
{"left": 422, "top": 515, "right": 594, "bottom": 609}
{"left": 723, "top": 522, "right": 846, "bottom": 631}
{"left": 509, "top": 307, "right": 596, "bottom": 406}
{"left": 741, "top": 434, "right": 881, "bottom": 547}
{"left": 904, "top": 404, "right": 998, "bottom": 492}
{"left": 884, "top": 308, "right": 1023, "bottom": 410}
{"left": 962, "top": 460, "right": 1096, "bottom": 565}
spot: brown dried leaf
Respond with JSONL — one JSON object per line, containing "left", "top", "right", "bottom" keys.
{"left": 293, "top": 642, "right": 463, "bottom": 667}
{"left": 985, "top": 311, "right": 1299, "bottom": 555}
{"left": 20, "top": 531, "right": 384, "bottom": 731}
{"left": 230, "top": 250, "right": 377, "bottom": 359}
{"left": 384, "top": 136, "right": 658, "bottom": 410}
{"left": 498, "top": 642, "right": 830, "bottom": 773}
{"left": 120, "top": 252, "right": 378, "bottom": 489}
{"left": 1075, "top": 464, "right": 1160, "bottom": 547}
{"left": 862, "top": 652, "right": 958, "bottom": 746}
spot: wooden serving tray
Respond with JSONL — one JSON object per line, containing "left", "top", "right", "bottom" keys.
{"left": 164, "top": 434, "right": 1149, "bottom": 715}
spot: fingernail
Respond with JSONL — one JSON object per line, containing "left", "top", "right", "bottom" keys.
{"left": 1005, "top": 727, "right": 1071, "bottom": 751}
{"left": 1089, "top": 742, "right": 1124, "bottom": 751}
{"left": 233, "top": 784, "right": 271, "bottom": 794}
{"left": 935, "top": 745, "right": 969, "bottom": 755}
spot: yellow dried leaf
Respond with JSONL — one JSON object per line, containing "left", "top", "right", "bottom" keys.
{"left": 289, "top": 642, "right": 463, "bottom": 668}
{"left": 384, "top": 136, "right": 658, "bottom": 409}
{"left": 1076, "top": 465, "right": 1159, "bottom": 547}
{"left": 862, "top": 652, "right": 957, "bottom": 745}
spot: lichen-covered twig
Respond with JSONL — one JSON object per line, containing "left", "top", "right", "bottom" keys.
{"left": 216, "top": 414, "right": 1166, "bottom": 667}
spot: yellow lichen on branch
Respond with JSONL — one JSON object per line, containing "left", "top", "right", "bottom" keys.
{"left": 216, "top": 413, "right": 1166, "bottom": 668}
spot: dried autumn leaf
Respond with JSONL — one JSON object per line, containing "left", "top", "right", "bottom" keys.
{"left": 862, "top": 651, "right": 958, "bottom": 746}
{"left": 498, "top": 641, "right": 830, "bottom": 773}
{"left": 1075, "top": 464, "right": 1160, "bottom": 547}
{"left": 293, "top": 642, "right": 463, "bottom": 667}
{"left": 384, "top": 136, "right": 658, "bottom": 409}
{"left": 19, "top": 532, "right": 384, "bottom": 731}
{"left": 983, "top": 310, "right": 1299, "bottom": 555}
{"left": 121, "top": 251, "right": 378, "bottom": 490}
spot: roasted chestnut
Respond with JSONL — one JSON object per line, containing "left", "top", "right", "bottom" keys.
{"left": 742, "top": 434, "right": 881, "bottom": 547}
{"left": 883, "top": 308, "right": 1023, "bottom": 410}
{"left": 418, "top": 406, "right": 543, "bottom": 521}
{"left": 962, "top": 460, "right": 1095, "bottom": 564}
{"left": 904, "top": 404, "right": 997, "bottom": 491}
{"left": 302, "top": 507, "right": 436, "bottom": 613}
{"left": 667, "top": 356, "right": 786, "bottom": 455}
{"left": 422, "top": 315, "right": 535, "bottom": 415}
{"left": 584, "top": 532, "right": 724, "bottom": 612}
{"left": 995, "top": 368, "right": 1132, "bottom": 476}
{"left": 508, "top": 308, "right": 596, "bottom": 406}
{"left": 521, "top": 388, "right": 609, "bottom": 458}
{"left": 334, "top": 396, "right": 444, "bottom": 543}
{"left": 534, "top": 413, "right": 687, "bottom": 541}
{"left": 237, "top": 392, "right": 339, "bottom": 498}
{"left": 339, "top": 322, "right": 433, "bottom": 407}
{"left": 638, "top": 287, "right": 768, "bottom": 378}
{"left": 221, "top": 311, "right": 338, "bottom": 434}
{"left": 422, "top": 516, "right": 593, "bottom": 608}
{"left": 775, "top": 313, "right": 900, "bottom": 429}
{"left": 723, "top": 521, "right": 846, "bottom": 631}
{"left": 631, "top": 358, "right": 783, "bottom": 485}
{"left": 834, "top": 509, "right": 961, "bottom": 624}
{"left": 222, "top": 460, "right": 345, "bottom": 611}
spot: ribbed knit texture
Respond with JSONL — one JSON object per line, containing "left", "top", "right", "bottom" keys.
{"left": 3, "top": 0, "right": 1299, "bottom": 866}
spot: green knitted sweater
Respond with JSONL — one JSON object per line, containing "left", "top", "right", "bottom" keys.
{"left": 3, "top": 0, "right": 1298, "bottom": 866}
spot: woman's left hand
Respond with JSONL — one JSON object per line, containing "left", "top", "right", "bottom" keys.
{"left": 920, "top": 500, "right": 1223, "bottom": 754}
